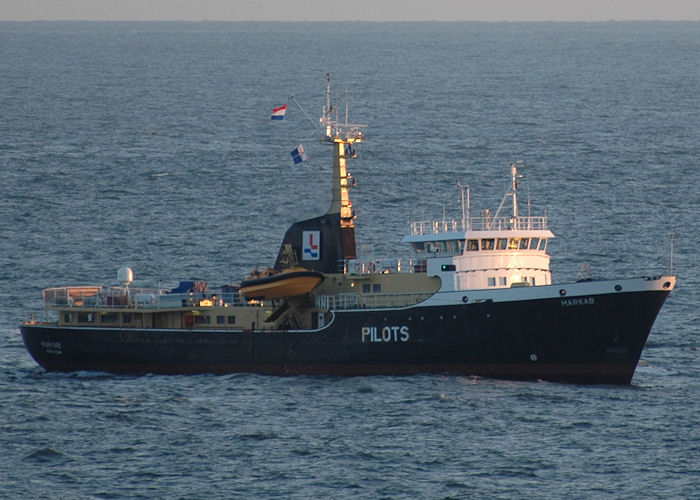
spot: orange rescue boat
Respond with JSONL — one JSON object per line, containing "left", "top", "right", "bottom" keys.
{"left": 240, "top": 268, "right": 325, "bottom": 300}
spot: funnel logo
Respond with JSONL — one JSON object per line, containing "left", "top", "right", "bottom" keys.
{"left": 302, "top": 231, "right": 320, "bottom": 260}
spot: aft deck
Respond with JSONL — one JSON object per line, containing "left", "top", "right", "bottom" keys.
{"left": 41, "top": 286, "right": 244, "bottom": 310}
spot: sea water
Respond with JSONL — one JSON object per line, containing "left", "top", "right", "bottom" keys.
{"left": 1, "top": 21, "right": 698, "bottom": 498}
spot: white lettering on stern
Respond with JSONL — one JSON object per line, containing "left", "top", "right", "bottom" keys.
{"left": 41, "top": 341, "right": 63, "bottom": 355}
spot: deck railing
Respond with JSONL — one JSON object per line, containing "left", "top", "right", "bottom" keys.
{"left": 316, "top": 292, "right": 432, "bottom": 310}
{"left": 344, "top": 258, "right": 421, "bottom": 275}
{"left": 410, "top": 215, "right": 548, "bottom": 235}
{"left": 42, "top": 286, "right": 244, "bottom": 309}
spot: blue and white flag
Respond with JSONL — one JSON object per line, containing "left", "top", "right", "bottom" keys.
{"left": 291, "top": 144, "right": 308, "bottom": 164}
{"left": 271, "top": 104, "right": 287, "bottom": 120}
{"left": 344, "top": 143, "right": 356, "bottom": 158}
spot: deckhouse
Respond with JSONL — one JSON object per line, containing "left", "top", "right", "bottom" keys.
{"left": 402, "top": 163, "right": 555, "bottom": 291}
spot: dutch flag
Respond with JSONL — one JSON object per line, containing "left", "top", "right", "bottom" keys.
{"left": 270, "top": 104, "right": 287, "bottom": 120}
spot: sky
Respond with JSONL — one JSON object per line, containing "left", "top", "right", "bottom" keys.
{"left": 2, "top": 0, "right": 698, "bottom": 22}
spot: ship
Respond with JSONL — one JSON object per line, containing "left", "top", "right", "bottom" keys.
{"left": 19, "top": 108, "right": 675, "bottom": 384}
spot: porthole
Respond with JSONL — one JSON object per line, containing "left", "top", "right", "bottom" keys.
{"left": 614, "top": 284, "right": 622, "bottom": 292}
{"left": 559, "top": 289, "right": 567, "bottom": 296}
{"left": 462, "top": 296, "right": 468, "bottom": 303}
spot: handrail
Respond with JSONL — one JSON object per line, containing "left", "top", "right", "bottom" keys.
{"left": 410, "top": 215, "right": 548, "bottom": 235}
{"left": 42, "top": 286, "right": 244, "bottom": 309}
{"left": 316, "top": 292, "right": 433, "bottom": 310}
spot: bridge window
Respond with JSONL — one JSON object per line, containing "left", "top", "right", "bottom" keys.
{"left": 530, "top": 237, "right": 540, "bottom": 250}
{"left": 519, "top": 238, "right": 530, "bottom": 250}
{"left": 78, "top": 313, "right": 94, "bottom": 323}
{"left": 508, "top": 238, "right": 519, "bottom": 249}
{"left": 425, "top": 241, "right": 445, "bottom": 253}
{"left": 541, "top": 239, "right": 548, "bottom": 251}
{"left": 496, "top": 238, "right": 508, "bottom": 250}
{"left": 467, "top": 239, "right": 479, "bottom": 251}
{"left": 227, "top": 315, "right": 236, "bottom": 324}
{"left": 481, "top": 238, "right": 495, "bottom": 250}
{"left": 123, "top": 314, "right": 133, "bottom": 324}
{"left": 217, "top": 315, "right": 225, "bottom": 325}
{"left": 412, "top": 242, "right": 425, "bottom": 253}
{"left": 444, "top": 240, "right": 459, "bottom": 254}
{"left": 373, "top": 284, "right": 381, "bottom": 293}
{"left": 64, "top": 313, "right": 73, "bottom": 323}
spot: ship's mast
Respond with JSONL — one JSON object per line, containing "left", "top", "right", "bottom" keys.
{"left": 325, "top": 76, "right": 365, "bottom": 219}
{"left": 326, "top": 74, "right": 332, "bottom": 116}
{"left": 316, "top": 76, "right": 367, "bottom": 261}
{"left": 511, "top": 162, "right": 519, "bottom": 219}
{"left": 329, "top": 131, "right": 363, "bottom": 217}
{"left": 493, "top": 162, "right": 522, "bottom": 222}
{"left": 273, "top": 77, "right": 366, "bottom": 272}
{"left": 321, "top": 74, "right": 335, "bottom": 141}
{"left": 458, "top": 181, "right": 470, "bottom": 230}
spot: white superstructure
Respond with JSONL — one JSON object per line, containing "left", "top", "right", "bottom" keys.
{"left": 402, "top": 163, "right": 555, "bottom": 291}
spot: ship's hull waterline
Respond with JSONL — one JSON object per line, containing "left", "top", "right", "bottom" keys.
{"left": 21, "top": 281, "right": 671, "bottom": 384}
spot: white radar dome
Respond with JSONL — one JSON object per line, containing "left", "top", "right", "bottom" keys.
{"left": 117, "top": 266, "right": 134, "bottom": 286}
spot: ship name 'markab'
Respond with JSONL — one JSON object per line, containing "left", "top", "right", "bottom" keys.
{"left": 361, "top": 326, "right": 410, "bottom": 343}
{"left": 561, "top": 297, "right": 596, "bottom": 307}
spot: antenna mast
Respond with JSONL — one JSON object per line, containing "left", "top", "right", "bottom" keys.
{"left": 670, "top": 233, "right": 675, "bottom": 275}
{"left": 511, "top": 162, "right": 519, "bottom": 219}
{"left": 458, "top": 181, "right": 470, "bottom": 231}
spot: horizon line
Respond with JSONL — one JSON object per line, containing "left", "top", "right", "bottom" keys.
{"left": 2, "top": 18, "right": 699, "bottom": 23}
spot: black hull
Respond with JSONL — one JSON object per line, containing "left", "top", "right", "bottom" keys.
{"left": 21, "top": 288, "right": 670, "bottom": 385}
